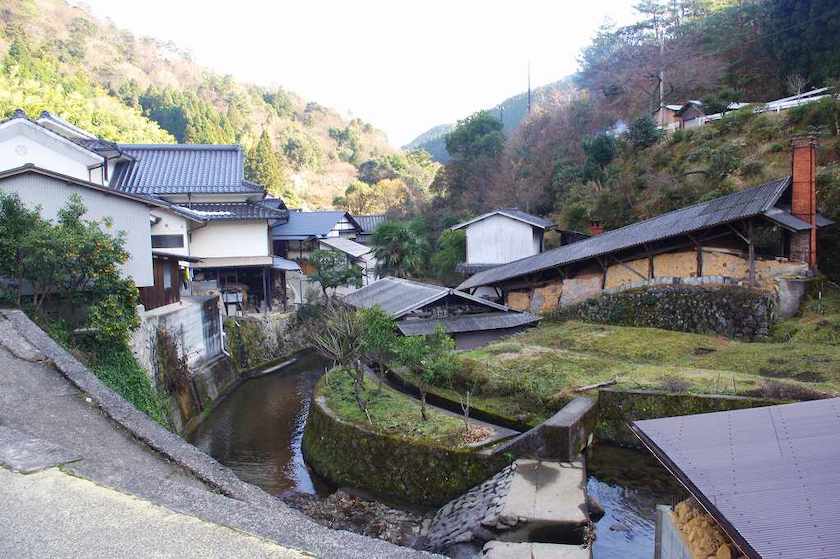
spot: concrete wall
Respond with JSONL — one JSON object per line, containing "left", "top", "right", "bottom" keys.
{"left": 0, "top": 173, "right": 154, "bottom": 287}
{"left": 466, "top": 215, "right": 540, "bottom": 265}
{"left": 0, "top": 120, "right": 104, "bottom": 183}
{"left": 189, "top": 220, "right": 270, "bottom": 258}
{"left": 150, "top": 209, "right": 190, "bottom": 257}
{"left": 655, "top": 506, "right": 693, "bottom": 559}
{"left": 131, "top": 295, "right": 224, "bottom": 380}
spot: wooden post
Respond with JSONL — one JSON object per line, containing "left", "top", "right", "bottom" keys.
{"left": 748, "top": 220, "right": 756, "bottom": 286}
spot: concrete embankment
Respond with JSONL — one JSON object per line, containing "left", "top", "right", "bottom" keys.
{"left": 0, "top": 309, "right": 438, "bottom": 559}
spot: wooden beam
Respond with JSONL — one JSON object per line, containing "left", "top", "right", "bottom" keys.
{"left": 610, "top": 255, "right": 648, "bottom": 281}
{"left": 727, "top": 223, "right": 750, "bottom": 245}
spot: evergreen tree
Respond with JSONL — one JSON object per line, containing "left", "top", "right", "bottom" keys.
{"left": 245, "top": 130, "right": 289, "bottom": 198}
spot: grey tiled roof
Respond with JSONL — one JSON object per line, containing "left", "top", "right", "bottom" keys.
{"left": 452, "top": 208, "right": 554, "bottom": 231}
{"left": 111, "top": 145, "right": 262, "bottom": 194}
{"left": 354, "top": 214, "right": 387, "bottom": 234}
{"left": 459, "top": 177, "right": 792, "bottom": 290}
{"left": 173, "top": 202, "right": 287, "bottom": 221}
{"left": 272, "top": 211, "right": 357, "bottom": 239}
{"left": 343, "top": 277, "right": 508, "bottom": 319}
{"left": 397, "top": 311, "right": 540, "bottom": 336}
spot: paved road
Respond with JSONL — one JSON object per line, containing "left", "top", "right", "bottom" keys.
{"left": 0, "top": 311, "right": 437, "bottom": 558}
{"left": 0, "top": 468, "right": 307, "bottom": 559}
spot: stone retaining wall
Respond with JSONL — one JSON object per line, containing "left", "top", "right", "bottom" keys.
{"left": 551, "top": 284, "right": 776, "bottom": 340}
{"left": 302, "top": 393, "right": 508, "bottom": 507}
{"left": 596, "top": 388, "right": 782, "bottom": 447}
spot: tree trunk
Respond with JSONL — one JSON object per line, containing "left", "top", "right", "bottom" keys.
{"left": 420, "top": 390, "right": 428, "bottom": 421}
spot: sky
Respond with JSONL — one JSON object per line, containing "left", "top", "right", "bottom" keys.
{"left": 80, "top": 1, "right": 638, "bottom": 146}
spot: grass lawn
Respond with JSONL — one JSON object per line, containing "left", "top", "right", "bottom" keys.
{"left": 319, "top": 369, "right": 470, "bottom": 446}
{"left": 417, "top": 292, "right": 840, "bottom": 427}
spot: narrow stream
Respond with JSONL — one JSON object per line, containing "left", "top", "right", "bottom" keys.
{"left": 189, "top": 354, "right": 684, "bottom": 557}
{"left": 187, "top": 351, "right": 331, "bottom": 497}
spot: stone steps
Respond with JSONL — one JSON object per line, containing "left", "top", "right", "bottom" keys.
{"left": 482, "top": 541, "right": 591, "bottom": 559}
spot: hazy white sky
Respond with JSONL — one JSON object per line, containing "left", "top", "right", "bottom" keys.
{"left": 81, "top": 1, "right": 638, "bottom": 146}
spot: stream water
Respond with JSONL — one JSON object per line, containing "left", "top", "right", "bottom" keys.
{"left": 189, "top": 354, "right": 684, "bottom": 558}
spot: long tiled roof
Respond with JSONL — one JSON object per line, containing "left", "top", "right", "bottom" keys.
{"left": 271, "top": 211, "right": 356, "bottom": 239}
{"left": 174, "top": 202, "right": 287, "bottom": 221}
{"left": 110, "top": 145, "right": 261, "bottom": 195}
{"left": 459, "top": 177, "right": 792, "bottom": 290}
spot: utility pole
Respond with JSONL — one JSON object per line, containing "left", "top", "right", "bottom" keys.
{"left": 527, "top": 61, "right": 532, "bottom": 115}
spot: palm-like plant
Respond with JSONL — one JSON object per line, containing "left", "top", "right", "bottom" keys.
{"left": 371, "top": 220, "right": 428, "bottom": 278}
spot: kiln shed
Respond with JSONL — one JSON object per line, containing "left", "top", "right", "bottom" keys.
{"left": 633, "top": 398, "right": 840, "bottom": 559}
{"left": 458, "top": 139, "right": 834, "bottom": 314}
{"left": 342, "top": 277, "right": 540, "bottom": 349}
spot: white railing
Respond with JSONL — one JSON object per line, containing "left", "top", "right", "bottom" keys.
{"left": 659, "top": 88, "right": 835, "bottom": 132}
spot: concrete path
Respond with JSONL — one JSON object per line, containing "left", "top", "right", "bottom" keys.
{"left": 0, "top": 467, "right": 306, "bottom": 559}
{"left": 482, "top": 541, "right": 591, "bottom": 559}
{"left": 0, "top": 310, "right": 438, "bottom": 559}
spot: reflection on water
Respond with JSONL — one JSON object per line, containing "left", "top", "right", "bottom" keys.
{"left": 587, "top": 444, "right": 686, "bottom": 559}
{"left": 187, "top": 352, "right": 331, "bottom": 496}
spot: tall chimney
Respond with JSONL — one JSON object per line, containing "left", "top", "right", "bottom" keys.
{"left": 589, "top": 220, "right": 604, "bottom": 236}
{"left": 790, "top": 137, "right": 817, "bottom": 268}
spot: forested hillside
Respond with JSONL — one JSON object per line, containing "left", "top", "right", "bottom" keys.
{"left": 0, "top": 0, "right": 430, "bottom": 208}
{"left": 413, "top": 0, "right": 840, "bottom": 282}
{"left": 404, "top": 78, "right": 575, "bottom": 162}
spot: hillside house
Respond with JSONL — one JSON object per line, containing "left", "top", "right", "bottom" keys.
{"left": 272, "top": 210, "right": 376, "bottom": 303}
{"left": 343, "top": 277, "right": 540, "bottom": 350}
{"left": 653, "top": 101, "right": 705, "bottom": 131}
{"left": 458, "top": 138, "right": 833, "bottom": 315}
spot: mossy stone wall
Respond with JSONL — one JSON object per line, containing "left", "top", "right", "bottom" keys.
{"left": 596, "top": 388, "right": 783, "bottom": 447}
{"left": 552, "top": 285, "right": 775, "bottom": 340}
{"left": 302, "top": 396, "right": 509, "bottom": 507}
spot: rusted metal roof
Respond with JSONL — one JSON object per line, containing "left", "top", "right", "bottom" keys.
{"left": 458, "top": 177, "right": 792, "bottom": 290}
{"left": 632, "top": 398, "right": 840, "bottom": 559}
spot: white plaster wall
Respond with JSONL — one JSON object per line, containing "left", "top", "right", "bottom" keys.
{"left": 0, "top": 122, "right": 103, "bottom": 183}
{"left": 466, "top": 215, "right": 540, "bottom": 265}
{"left": 131, "top": 296, "right": 223, "bottom": 377}
{"left": 0, "top": 173, "right": 154, "bottom": 286}
{"left": 189, "top": 220, "right": 270, "bottom": 258}
{"left": 151, "top": 209, "right": 190, "bottom": 257}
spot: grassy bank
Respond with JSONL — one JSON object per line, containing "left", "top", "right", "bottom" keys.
{"left": 408, "top": 293, "right": 840, "bottom": 427}
{"left": 320, "top": 370, "right": 469, "bottom": 446}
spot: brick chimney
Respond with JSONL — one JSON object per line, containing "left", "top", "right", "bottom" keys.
{"left": 589, "top": 220, "right": 604, "bottom": 236}
{"left": 790, "top": 137, "right": 817, "bottom": 268}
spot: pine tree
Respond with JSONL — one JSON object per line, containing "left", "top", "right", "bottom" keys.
{"left": 245, "top": 130, "right": 288, "bottom": 198}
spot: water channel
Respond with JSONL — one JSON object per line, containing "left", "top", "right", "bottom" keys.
{"left": 188, "top": 352, "right": 683, "bottom": 558}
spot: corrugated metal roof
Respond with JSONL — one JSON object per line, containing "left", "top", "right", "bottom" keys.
{"left": 459, "top": 177, "right": 791, "bottom": 290}
{"left": 397, "top": 311, "right": 540, "bottom": 336}
{"left": 272, "top": 211, "right": 356, "bottom": 239}
{"left": 174, "top": 202, "right": 287, "bottom": 221}
{"left": 190, "top": 256, "right": 273, "bottom": 268}
{"left": 111, "top": 145, "right": 261, "bottom": 195}
{"left": 452, "top": 208, "right": 554, "bottom": 231}
{"left": 762, "top": 208, "right": 812, "bottom": 231}
{"left": 342, "top": 277, "right": 508, "bottom": 318}
{"left": 633, "top": 398, "right": 840, "bottom": 559}
{"left": 319, "top": 237, "right": 371, "bottom": 258}
{"left": 354, "top": 214, "right": 387, "bottom": 234}
{"left": 272, "top": 257, "right": 301, "bottom": 271}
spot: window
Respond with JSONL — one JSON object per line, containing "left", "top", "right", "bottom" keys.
{"left": 163, "top": 264, "right": 173, "bottom": 290}
{"left": 152, "top": 235, "right": 184, "bottom": 249}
